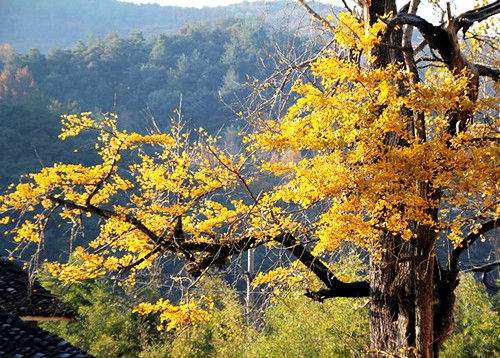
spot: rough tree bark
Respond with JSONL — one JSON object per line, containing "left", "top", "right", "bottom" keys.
{"left": 369, "top": 235, "right": 417, "bottom": 355}
{"left": 48, "top": 2, "right": 499, "bottom": 357}
{"left": 367, "top": 1, "right": 426, "bottom": 355}
{"left": 365, "top": 1, "right": 499, "bottom": 356}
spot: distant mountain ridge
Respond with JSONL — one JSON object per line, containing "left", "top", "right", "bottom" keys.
{"left": 0, "top": 0, "right": 332, "bottom": 52}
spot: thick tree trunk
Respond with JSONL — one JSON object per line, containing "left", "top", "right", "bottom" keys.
{"left": 369, "top": 235, "right": 416, "bottom": 356}
{"left": 363, "top": 0, "right": 499, "bottom": 355}
{"left": 369, "top": 231, "right": 436, "bottom": 357}
{"left": 414, "top": 230, "right": 436, "bottom": 357}
{"left": 366, "top": 0, "right": 439, "bottom": 355}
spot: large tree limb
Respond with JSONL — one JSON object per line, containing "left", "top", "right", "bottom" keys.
{"left": 385, "top": 0, "right": 500, "bottom": 71}
{"left": 456, "top": 0, "right": 500, "bottom": 34}
{"left": 277, "top": 233, "right": 370, "bottom": 299}
{"left": 434, "top": 218, "right": 498, "bottom": 346}
{"left": 189, "top": 232, "right": 370, "bottom": 299}
{"left": 384, "top": 14, "right": 457, "bottom": 67}
{"left": 475, "top": 63, "right": 500, "bottom": 80}
{"left": 48, "top": 195, "right": 256, "bottom": 256}
{"left": 449, "top": 218, "right": 499, "bottom": 271}
{"left": 384, "top": 12, "right": 482, "bottom": 136}
{"left": 49, "top": 195, "right": 369, "bottom": 299}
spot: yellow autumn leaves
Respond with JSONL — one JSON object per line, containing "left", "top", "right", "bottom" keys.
{"left": 250, "top": 12, "right": 498, "bottom": 253}
{"left": 0, "top": 11, "right": 498, "bottom": 331}
{"left": 134, "top": 298, "right": 210, "bottom": 331}
{"left": 333, "top": 11, "right": 387, "bottom": 62}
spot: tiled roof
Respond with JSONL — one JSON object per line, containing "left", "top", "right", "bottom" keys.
{"left": 0, "top": 314, "right": 90, "bottom": 357}
{"left": 0, "top": 258, "right": 74, "bottom": 319}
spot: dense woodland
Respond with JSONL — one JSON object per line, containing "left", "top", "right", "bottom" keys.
{"left": 0, "top": 19, "right": 290, "bottom": 187}
{"left": 0, "top": 1, "right": 499, "bottom": 357}
{"left": 0, "top": 0, "right": 330, "bottom": 52}
{"left": 38, "top": 263, "right": 498, "bottom": 357}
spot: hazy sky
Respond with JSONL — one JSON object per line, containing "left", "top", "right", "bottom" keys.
{"left": 123, "top": 0, "right": 254, "bottom": 6}
{"left": 121, "top": 0, "right": 473, "bottom": 12}
{"left": 120, "top": 0, "right": 475, "bottom": 24}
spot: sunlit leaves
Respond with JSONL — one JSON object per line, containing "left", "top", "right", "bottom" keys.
{"left": 0, "top": 11, "right": 498, "bottom": 331}
{"left": 250, "top": 12, "right": 499, "bottom": 253}
{"left": 133, "top": 298, "right": 210, "bottom": 331}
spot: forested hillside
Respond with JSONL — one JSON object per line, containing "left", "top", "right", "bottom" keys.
{"left": 0, "top": 0, "right": 332, "bottom": 187}
{"left": 0, "top": 1, "right": 498, "bottom": 357}
{"left": 0, "top": 20, "right": 292, "bottom": 187}
{"left": 0, "top": 0, "right": 330, "bottom": 52}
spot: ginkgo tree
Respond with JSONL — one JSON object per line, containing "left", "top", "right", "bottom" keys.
{"left": 1, "top": 1, "right": 499, "bottom": 357}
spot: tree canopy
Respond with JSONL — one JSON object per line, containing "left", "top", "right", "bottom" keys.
{"left": 0, "top": 0, "right": 329, "bottom": 52}
{"left": 0, "top": 20, "right": 288, "bottom": 190}
{"left": 0, "top": 1, "right": 498, "bottom": 357}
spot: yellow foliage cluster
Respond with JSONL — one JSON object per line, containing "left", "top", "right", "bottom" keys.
{"left": 253, "top": 262, "right": 306, "bottom": 289}
{"left": 251, "top": 13, "right": 498, "bottom": 253}
{"left": 133, "top": 298, "right": 210, "bottom": 331}
{"left": 0, "top": 12, "right": 498, "bottom": 330}
{"left": 46, "top": 246, "right": 136, "bottom": 283}
{"left": 333, "top": 12, "right": 387, "bottom": 62}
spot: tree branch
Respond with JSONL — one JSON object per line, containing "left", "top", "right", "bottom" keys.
{"left": 297, "top": 0, "right": 335, "bottom": 32}
{"left": 465, "top": 260, "right": 499, "bottom": 292}
{"left": 385, "top": 0, "right": 500, "bottom": 67}
{"left": 49, "top": 195, "right": 369, "bottom": 299}
{"left": 49, "top": 195, "right": 162, "bottom": 246}
{"left": 462, "top": 260, "right": 500, "bottom": 273}
{"left": 434, "top": 218, "right": 498, "bottom": 345}
{"left": 384, "top": 14, "right": 456, "bottom": 65}
{"left": 456, "top": 0, "right": 500, "bottom": 34}
{"left": 48, "top": 195, "right": 250, "bottom": 256}
{"left": 449, "top": 218, "right": 499, "bottom": 271}
{"left": 277, "top": 233, "right": 369, "bottom": 300}
{"left": 340, "top": 0, "right": 353, "bottom": 14}
{"left": 475, "top": 63, "right": 500, "bottom": 80}
{"left": 399, "top": 2, "right": 411, "bottom": 14}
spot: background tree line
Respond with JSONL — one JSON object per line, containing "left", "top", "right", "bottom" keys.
{"left": 0, "top": 1, "right": 498, "bottom": 357}
{"left": 39, "top": 259, "right": 498, "bottom": 357}
{"left": 0, "top": 19, "right": 292, "bottom": 188}
{"left": 0, "top": 0, "right": 330, "bottom": 53}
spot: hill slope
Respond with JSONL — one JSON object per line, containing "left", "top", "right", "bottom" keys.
{"left": 0, "top": 0, "right": 331, "bottom": 52}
